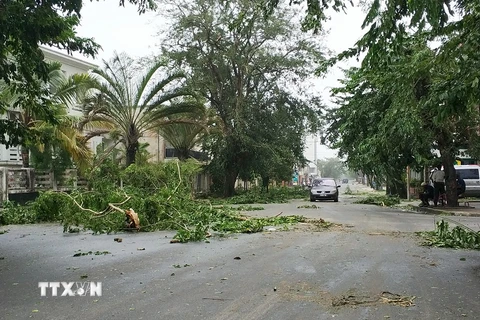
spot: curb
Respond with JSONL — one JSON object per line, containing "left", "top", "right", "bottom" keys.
{"left": 406, "top": 205, "right": 480, "bottom": 217}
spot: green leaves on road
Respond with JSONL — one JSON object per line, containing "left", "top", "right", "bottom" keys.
{"left": 420, "top": 220, "right": 480, "bottom": 250}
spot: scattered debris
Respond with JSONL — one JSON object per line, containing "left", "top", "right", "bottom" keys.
{"left": 354, "top": 195, "right": 400, "bottom": 207}
{"left": 73, "top": 250, "right": 110, "bottom": 257}
{"left": 297, "top": 205, "right": 318, "bottom": 209}
{"left": 332, "top": 291, "right": 415, "bottom": 307}
{"left": 380, "top": 292, "right": 416, "bottom": 307}
{"left": 202, "top": 297, "right": 234, "bottom": 301}
{"left": 173, "top": 264, "right": 191, "bottom": 268}
{"left": 419, "top": 219, "right": 480, "bottom": 249}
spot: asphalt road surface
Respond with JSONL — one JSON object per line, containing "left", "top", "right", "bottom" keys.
{"left": 1, "top": 183, "right": 480, "bottom": 320}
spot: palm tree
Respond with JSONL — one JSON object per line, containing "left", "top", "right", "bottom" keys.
{"left": 0, "top": 62, "right": 94, "bottom": 170}
{"left": 79, "top": 52, "right": 202, "bottom": 166}
{"left": 158, "top": 106, "right": 214, "bottom": 161}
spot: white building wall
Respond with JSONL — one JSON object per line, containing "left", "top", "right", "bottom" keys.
{"left": 0, "top": 47, "right": 98, "bottom": 164}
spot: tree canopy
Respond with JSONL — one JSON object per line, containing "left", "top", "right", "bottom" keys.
{"left": 0, "top": 0, "right": 156, "bottom": 146}
{"left": 161, "top": 0, "right": 323, "bottom": 195}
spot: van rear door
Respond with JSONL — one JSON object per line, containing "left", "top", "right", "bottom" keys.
{"left": 455, "top": 167, "right": 480, "bottom": 197}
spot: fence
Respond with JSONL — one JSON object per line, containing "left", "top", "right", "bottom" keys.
{"left": 0, "top": 168, "right": 88, "bottom": 203}
{"left": 0, "top": 167, "right": 210, "bottom": 203}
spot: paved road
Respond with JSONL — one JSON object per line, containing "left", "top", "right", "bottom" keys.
{"left": 1, "top": 185, "right": 480, "bottom": 320}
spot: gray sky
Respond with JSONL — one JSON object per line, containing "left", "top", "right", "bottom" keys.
{"left": 74, "top": 1, "right": 367, "bottom": 163}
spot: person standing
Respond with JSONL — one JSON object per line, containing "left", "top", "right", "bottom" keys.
{"left": 431, "top": 165, "right": 446, "bottom": 206}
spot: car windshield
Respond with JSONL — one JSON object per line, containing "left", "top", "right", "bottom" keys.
{"left": 313, "top": 179, "right": 336, "bottom": 187}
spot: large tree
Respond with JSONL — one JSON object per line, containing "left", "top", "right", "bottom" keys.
{"left": 79, "top": 53, "right": 202, "bottom": 166}
{"left": 161, "top": 0, "right": 323, "bottom": 196}
{"left": 0, "top": 0, "right": 156, "bottom": 146}
{"left": 328, "top": 36, "right": 480, "bottom": 204}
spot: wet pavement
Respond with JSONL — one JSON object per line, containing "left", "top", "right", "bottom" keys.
{"left": 1, "top": 185, "right": 480, "bottom": 319}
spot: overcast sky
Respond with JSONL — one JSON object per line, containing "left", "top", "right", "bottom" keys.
{"left": 74, "top": 0, "right": 367, "bottom": 164}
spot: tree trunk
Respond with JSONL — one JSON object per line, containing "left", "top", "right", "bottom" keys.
{"left": 126, "top": 142, "right": 138, "bottom": 166}
{"left": 177, "top": 149, "right": 189, "bottom": 161}
{"left": 438, "top": 131, "right": 458, "bottom": 207}
{"left": 386, "top": 177, "right": 407, "bottom": 198}
{"left": 262, "top": 176, "right": 269, "bottom": 192}
{"left": 223, "top": 169, "right": 238, "bottom": 197}
{"left": 21, "top": 146, "right": 29, "bottom": 168}
{"left": 441, "top": 151, "right": 458, "bottom": 207}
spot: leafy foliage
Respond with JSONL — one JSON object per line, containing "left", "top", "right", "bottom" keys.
{"left": 0, "top": 0, "right": 156, "bottom": 145}
{"left": 420, "top": 220, "right": 480, "bottom": 250}
{"left": 78, "top": 53, "right": 202, "bottom": 166}
{"left": 353, "top": 195, "right": 400, "bottom": 207}
{"left": 0, "top": 161, "right": 308, "bottom": 242}
{"left": 225, "top": 205, "right": 265, "bottom": 211}
{"left": 209, "top": 187, "right": 309, "bottom": 204}
{"left": 0, "top": 201, "right": 37, "bottom": 225}
{"left": 162, "top": 0, "right": 323, "bottom": 196}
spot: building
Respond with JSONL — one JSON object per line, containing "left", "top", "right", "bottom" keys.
{"left": 0, "top": 47, "right": 99, "bottom": 166}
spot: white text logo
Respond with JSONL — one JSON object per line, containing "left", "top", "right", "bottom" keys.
{"left": 38, "top": 282, "right": 102, "bottom": 297}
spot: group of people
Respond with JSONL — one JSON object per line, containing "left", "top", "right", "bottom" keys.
{"left": 419, "top": 165, "right": 466, "bottom": 207}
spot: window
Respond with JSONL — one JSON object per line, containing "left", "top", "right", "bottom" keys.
{"left": 313, "top": 179, "right": 336, "bottom": 187}
{"left": 458, "top": 169, "right": 479, "bottom": 180}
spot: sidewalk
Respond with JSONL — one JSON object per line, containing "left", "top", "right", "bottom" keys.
{"left": 398, "top": 199, "right": 480, "bottom": 217}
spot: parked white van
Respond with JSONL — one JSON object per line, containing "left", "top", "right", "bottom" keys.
{"left": 454, "top": 165, "right": 480, "bottom": 197}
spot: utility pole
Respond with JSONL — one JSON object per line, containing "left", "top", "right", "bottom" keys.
{"left": 313, "top": 135, "right": 318, "bottom": 177}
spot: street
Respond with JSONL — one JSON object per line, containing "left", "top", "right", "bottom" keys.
{"left": 1, "top": 185, "right": 480, "bottom": 320}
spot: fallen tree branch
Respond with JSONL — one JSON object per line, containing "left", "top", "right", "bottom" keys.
{"left": 61, "top": 191, "right": 132, "bottom": 218}
{"left": 166, "top": 160, "right": 182, "bottom": 202}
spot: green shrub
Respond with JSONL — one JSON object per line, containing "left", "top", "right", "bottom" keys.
{"left": 33, "top": 191, "right": 71, "bottom": 222}
{"left": 0, "top": 201, "right": 37, "bottom": 225}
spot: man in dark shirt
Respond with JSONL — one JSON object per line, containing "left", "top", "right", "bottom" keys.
{"left": 419, "top": 182, "right": 434, "bottom": 207}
